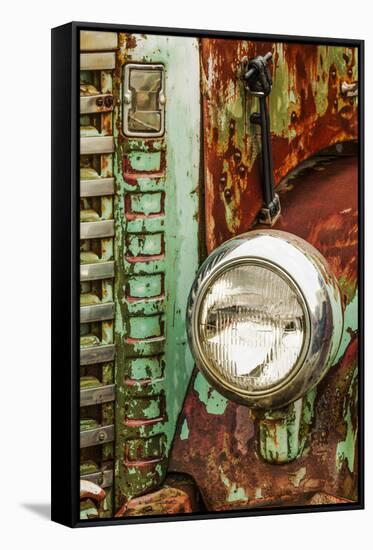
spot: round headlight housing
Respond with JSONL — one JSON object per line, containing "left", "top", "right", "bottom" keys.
{"left": 187, "top": 230, "right": 343, "bottom": 409}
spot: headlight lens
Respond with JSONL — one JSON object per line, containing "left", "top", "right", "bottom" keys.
{"left": 187, "top": 230, "right": 343, "bottom": 409}
{"left": 199, "top": 263, "right": 307, "bottom": 393}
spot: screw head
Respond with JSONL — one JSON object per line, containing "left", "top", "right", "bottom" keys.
{"left": 98, "top": 431, "right": 106, "bottom": 442}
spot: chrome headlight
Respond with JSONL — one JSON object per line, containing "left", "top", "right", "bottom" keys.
{"left": 186, "top": 230, "right": 343, "bottom": 409}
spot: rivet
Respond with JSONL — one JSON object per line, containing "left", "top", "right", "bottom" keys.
{"left": 234, "top": 151, "right": 242, "bottom": 162}
{"left": 224, "top": 188, "right": 232, "bottom": 200}
{"left": 347, "top": 68, "right": 353, "bottom": 77}
{"left": 159, "top": 93, "right": 166, "bottom": 106}
{"left": 98, "top": 432, "right": 106, "bottom": 441}
{"left": 220, "top": 174, "right": 227, "bottom": 184}
{"left": 291, "top": 111, "right": 297, "bottom": 123}
{"left": 331, "top": 70, "right": 337, "bottom": 79}
{"left": 96, "top": 97, "right": 104, "bottom": 107}
{"left": 238, "top": 165, "right": 245, "bottom": 175}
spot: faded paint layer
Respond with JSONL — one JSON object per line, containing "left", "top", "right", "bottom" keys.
{"left": 201, "top": 39, "right": 358, "bottom": 251}
{"left": 113, "top": 33, "right": 201, "bottom": 506}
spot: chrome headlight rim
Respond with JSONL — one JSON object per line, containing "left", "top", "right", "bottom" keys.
{"left": 187, "top": 230, "right": 343, "bottom": 410}
{"left": 191, "top": 256, "right": 312, "bottom": 401}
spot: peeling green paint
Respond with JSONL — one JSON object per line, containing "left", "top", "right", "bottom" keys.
{"left": 336, "top": 367, "right": 358, "bottom": 473}
{"left": 127, "top": 151, "right": 161, "bottom": 172}
{"left": 194, "top": 372, "right": 228, "bottom": 415}
{"left": 260, "top": 398, "right": 303, "bottom": 464}
{"left": 335, "top": 292, "right": 358, "bottom": 365}
{"left": 130, "top": 192, "right": 162, "bottom": 215}
{"left": 114, "top": 34, "right": 200, "bottom": 505}
{"left": 129, "top": 315, "right": 161, "bottom": 339}
{"left": 127, "top": 233, "right": 163, "bottom": 256}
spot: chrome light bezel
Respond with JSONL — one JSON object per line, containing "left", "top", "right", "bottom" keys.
{"left": 186, "top": 230, "right": 343, "bottom": 409}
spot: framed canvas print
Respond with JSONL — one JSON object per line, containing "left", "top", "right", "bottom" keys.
{"left": 51, "top": 22, "right": 364, "bottom": 527}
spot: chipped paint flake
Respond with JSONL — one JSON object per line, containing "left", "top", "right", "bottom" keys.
{"left": 194, "top": 372, "right": 228, "bottom": 415}
{"left": 220, "top": 468, "right": 248, "bottom": 503}
{"left": 290, "top": 467, "right": 307, "bottom": 488}
{"left": 255, "top": 487, "right": 263, "bottom": 500}
{"left": 180, "top": 418, "right": 189, "bottom": 441}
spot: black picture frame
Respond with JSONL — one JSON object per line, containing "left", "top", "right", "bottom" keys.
{"left": 51, "top": 21, "right": 364, "bottom": 528}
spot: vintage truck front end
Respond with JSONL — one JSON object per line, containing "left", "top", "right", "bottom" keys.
{"left": 78, "top": 29, "right": 359, "bottom": 519}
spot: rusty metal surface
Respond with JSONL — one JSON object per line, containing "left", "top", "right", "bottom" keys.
{"left": 169, "top": 155, "right": 358, "bottom": 511}
{"left": 116, "top": 487, "right": 192, "bottom": 517}
{"left": 201, "top": 39, "right": 358, "bottom": 252}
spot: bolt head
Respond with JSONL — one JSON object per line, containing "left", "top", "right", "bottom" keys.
{"left": 104, "top": 95, "right": 113, "bottom": 108}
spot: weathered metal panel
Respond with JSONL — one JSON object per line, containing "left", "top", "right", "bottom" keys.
{"left": 80, "top": 52, "right": 116, "bottom": 71}
{"left": 76, "top": 32, "right": 360, "bottom": 519}
{"left": 80, "top": 344, "right": 116, "bottom": 366}
{"left": 200, "top": 39, "right": 358, "bottom": 252}
{"left": 80, "top": 177, "right": 114, "bottom": 197}
{"left": 79, "top": 31, "right": 118, "bottom": 521}
{"left": 80, "top": 302, "right": 114, "bottom": 324}
{"left": 80, "top": 384, "right": 115, "bottom": 407}
{"left": 169, "top": 153, "right": 358, "bottom": 510}
{"left": 80, "top": 220, "right": 114, "bottom": 239}
{"left": 80, "top": 136, "right": 114, "bottom": 155}
{"left": 80, "top": 261, "right": 114, "bottom": 281}
{"left": 80, "top": 93, "right": 114, "bottom": 114}
{"left": 80, "top": 424, "right": 115, "bottom": 448}
{"left": 80, "top": 31, "right": 118, "bottom": 52}
{"left": 113, "top": 33, "right": 201, "bottom": 506}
